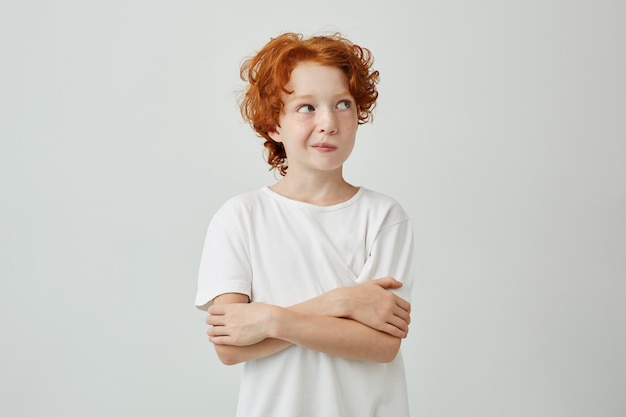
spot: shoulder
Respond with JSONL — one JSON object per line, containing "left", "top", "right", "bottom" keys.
{"left": 207, "top": 188, "right": 271, "bottom": 230}
{"left": 359, "top": 187, "right": 404, "bottom": 207}
{"left": 213, "top": 187, "right": 268, "bottom": 215}
{"left": 357, "top": 188, "right": 410, "bottom": 226}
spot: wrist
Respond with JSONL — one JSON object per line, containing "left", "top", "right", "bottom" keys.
{"left": 327, "top": 287, "right": 353, "bottom": 318}
{"left": 267, "top": 305, "right": 287, "bottom": 339}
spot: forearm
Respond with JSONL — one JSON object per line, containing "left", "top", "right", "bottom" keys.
{"left": 216, "top": 312, "right": 400, "bottom": 365}
{"left": 271, "top": 308, "right": 401, "bottom": 363}
{"left": 208, "top": 281, "right": 408, "bottom": 364}
{"left": 213, "top": 337, "right": 291, "bottom": 365}
{"left": 210, "top": 295, "right": 351, "bottom": 365}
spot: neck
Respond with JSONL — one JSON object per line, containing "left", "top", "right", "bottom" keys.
{"left": 269, "top": 169, "right": 358, "bottom": 206}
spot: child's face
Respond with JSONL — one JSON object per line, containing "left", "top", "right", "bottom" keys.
{"left": 269, "top": 61, "right": 358, "bottom": 176}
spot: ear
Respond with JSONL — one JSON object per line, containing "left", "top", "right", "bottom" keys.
{"left": 268, "top": 128, "right": 282, "bottom": 143}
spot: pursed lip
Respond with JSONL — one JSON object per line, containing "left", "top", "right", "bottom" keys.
{"left": 311, "top": 143, "right": 337, "bottom": 150}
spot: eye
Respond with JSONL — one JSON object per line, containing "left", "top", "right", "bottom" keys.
{"left": 297, "top": 104, "right": 315, "bottom": 113}
{"left": 337, "top": 100, "right": 352, "bottom": 110}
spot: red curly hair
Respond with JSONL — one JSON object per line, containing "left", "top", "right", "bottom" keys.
{"left": 239, "top": 32, "right": 380, "bottom": 176}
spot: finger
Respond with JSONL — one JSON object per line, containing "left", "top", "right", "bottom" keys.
{"left": 209, "top": 335, "right": 232, "bottom": 345}
{"left": 208, "top": 304, "right": 225, "bottom": 315}
{"left": 207, "top": 325, "right": 229, "bottom": 337}
{"left": 381, "top": 323, "right": 408, "bottom": 339}
{"left": 393, "top": 305, "right": 411, "bottom": 325}
{"left": 373, "top": 277, "right": 403, "bottom": 289}
{"left": 206, "top": 315, "right": 225, "bottom": 326}
{"left": 394, "top": 295, "right": 411, "bottom": 313}
{"left": 388, "top": 314, "right": 409, "bottom": 333}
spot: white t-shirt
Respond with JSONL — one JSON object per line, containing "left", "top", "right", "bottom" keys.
{"left": 196, "top": 186, "right": 416, "bottom": 417}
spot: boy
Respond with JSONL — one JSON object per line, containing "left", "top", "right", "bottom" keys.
{"left": 196, "top": 32, "right": 415, "bottom": 416}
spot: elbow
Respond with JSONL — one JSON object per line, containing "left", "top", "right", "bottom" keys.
{"left": 214, "top": 345, "right": 244, "bottom": 366}
{"left": 377, "top": 335, "right": 402, "bottom": 363}
{"left": 217, "top": 354, "right": 240, "bottom": 366}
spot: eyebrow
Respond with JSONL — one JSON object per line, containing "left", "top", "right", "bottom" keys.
{"left": 288, "top": 92, "right": 353, "bottom": 101}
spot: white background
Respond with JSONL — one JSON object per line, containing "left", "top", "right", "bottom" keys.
{"left": 1, "top": 1, "right": 625, "bottom": 416}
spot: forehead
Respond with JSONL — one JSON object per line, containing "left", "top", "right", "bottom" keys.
{"left": 285, "top": 62, "right": 350, "bottom": 96}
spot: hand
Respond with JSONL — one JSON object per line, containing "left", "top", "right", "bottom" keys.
{"left": 334, "top": 277, "right": 411, "bottom": 338}
{"left": 206, "top": 302, "right": 276, "bottom": 346}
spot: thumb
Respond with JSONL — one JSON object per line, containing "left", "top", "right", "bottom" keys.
{"left": 373, "top": 276, "right": 403, "bottom": 289}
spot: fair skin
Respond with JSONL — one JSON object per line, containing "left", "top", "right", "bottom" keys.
{"left": 268, "top": 61, "right": 359, "bottom": 205}
{"left": 208, "top": 277, "right": 411, "bottom": 364}
{"left": 206, "top": 62, "right": 411, "bottom": 365}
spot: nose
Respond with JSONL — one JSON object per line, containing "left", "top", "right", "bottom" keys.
{"left": 317, "top": 109, "right": 338, "bottom": 134}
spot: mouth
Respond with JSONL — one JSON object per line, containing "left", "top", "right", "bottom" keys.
{"left": 312, "top": 143, "right": 337, "bottom": 151}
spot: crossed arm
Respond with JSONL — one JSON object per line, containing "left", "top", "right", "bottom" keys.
{"left": 205, "top": 277, "right": 411, "bottom": 365}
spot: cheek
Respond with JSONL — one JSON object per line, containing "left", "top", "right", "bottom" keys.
{"left": 340, "top": 115, "right": 358, "bottom": 132}
{"left": 343, "top": 109, "right": 358, "bottom": 124}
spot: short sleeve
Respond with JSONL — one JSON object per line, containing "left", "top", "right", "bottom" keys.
{"left": 195, "top": 205, "right": 252, "bottom": 310}
{"left": 356, "top": 219, "right": 416, "bottom": 302}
